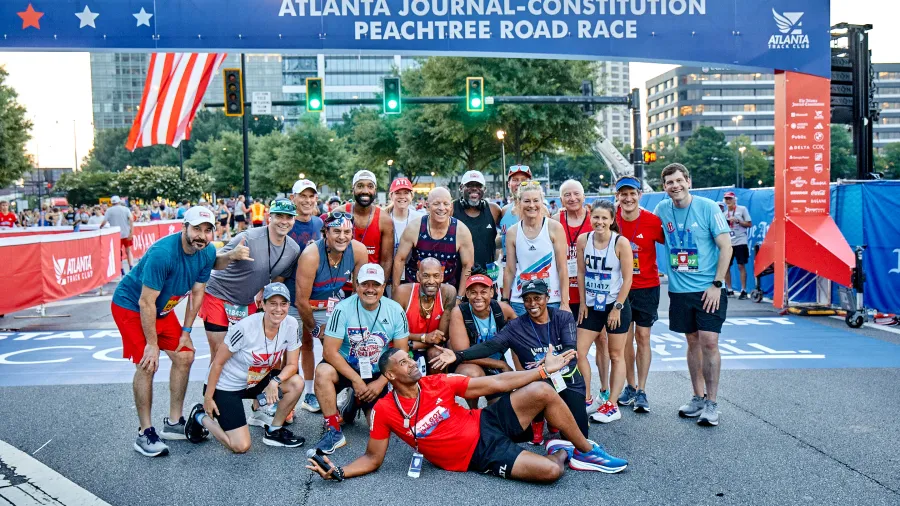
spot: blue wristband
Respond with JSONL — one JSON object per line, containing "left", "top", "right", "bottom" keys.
{"left": 181, "top": 326, "right": 192, "bottom": 334}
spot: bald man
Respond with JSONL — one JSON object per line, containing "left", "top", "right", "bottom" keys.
{"left": 393, "top": 187, "right": 474, "bottom": 296}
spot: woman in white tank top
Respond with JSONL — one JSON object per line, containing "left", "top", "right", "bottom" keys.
{"left": 574, "top": 200, "right": 634, "bottom": 423}
{"left": 501, "top": 180, "right": 570, "bottom": 316}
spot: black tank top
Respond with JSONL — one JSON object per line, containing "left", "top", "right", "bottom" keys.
{"left": 453, "top": 200, "right": 497, "bottom": 270}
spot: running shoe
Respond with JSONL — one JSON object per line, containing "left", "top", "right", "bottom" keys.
{"left": 545, "top": 439, "right": 575, "bottom": 462}
{"left": 698, "top": 400, "right": 720, "bottom": 427}
{"left": 338, "top": 388, "right": 359, "bottom": 425}
{"left": 316, "top": 426, "right": 346, "bottom": 454}
{"left": 530, "top": 420, "right": 545, "bottom": 445}
{"left": 248, "top": 407, "right": 274, "bottom": 428}
{"left": 264, "top": 426, "right": 306, "bottom": 448}
{"left": 589, "top": 402, "right": 621, "bottom": 424}
{"left": 570, "top": 441, "right": 627, "bottom": 473}
{"left": 678, "top": 395, "right": 707, "bottom": 418}
{"left": 599, "top": 390, "right": 610, "bottom": 403}
{"left": 739, "top": 291, "right": 749, "bottom": 300}
{"left": 301, "top": 393, "right": 322, "bottom": 413}
{"left": 133, "top": 427, "right": 169, "bottom": 457}
{"left": 632, "top": 390, "right": 650, "bottom": 413}
{"left": 160, "top": 416, "right": 187, "bottom": 441}
{"left": 184, "top": 403, "right": 207, "bottom": 444}
{"left": 617, "top": 384, "right": 637, "bottom": 406}
{"left": 726, "top": 290, "right": 736, "bottom": 298}
{"left": 585, "top": 396, "right": 600, "bottom": 415}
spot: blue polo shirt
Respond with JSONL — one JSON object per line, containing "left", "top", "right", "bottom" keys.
{"left": 654, "top": 195, "right": 730, "bottom": 293}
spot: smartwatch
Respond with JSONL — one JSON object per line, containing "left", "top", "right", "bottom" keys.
{"left": 271, "top": 375, "right": 283, "bottom": 385}
{"left": 181, "top": 326, "right": 192, "bottom": 334}
{"left": 712, "top": 280, "right": 724, "bottom": 288}
{"left": 613, "top": 301, "right": 624, "bottom": 310}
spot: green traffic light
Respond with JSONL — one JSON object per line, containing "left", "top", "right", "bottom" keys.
{"left": 471, "top": 98, "right": 482, "bottom": 109}
{"left": 310, "top": 98, "right": 321, "bottom": 109}
{"left": 388, "top": 99, "right": 398, "bottom": 110}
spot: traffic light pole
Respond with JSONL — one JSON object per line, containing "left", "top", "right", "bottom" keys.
{"left": 240, "top": 53, "right": 251, "bottom": 200}
{"left": 629, "top": 88, "right": 644, "bottom": 186}
{"left": 206, "top": 95, "right": 631, "bottom": 108}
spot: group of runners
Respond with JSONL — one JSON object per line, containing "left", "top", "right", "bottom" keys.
{"left": 112, "top": 161, "right": 748, "bottom": 485}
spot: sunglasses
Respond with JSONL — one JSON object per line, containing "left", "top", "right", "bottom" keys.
{"left": 324, "top": 211, "right": 353, "bottom": 223}
{"left": 519, "top": 180, "right": 543, "bottom": 188}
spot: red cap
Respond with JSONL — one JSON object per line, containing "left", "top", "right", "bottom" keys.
{"left": 724, "top": 191, "right": 736, "bottom": 199}
{"left": 390, "top": 178, "right": 413, "bottom": 193}
{"left": 466, "top": 274, "right": 493, "bottom": 289}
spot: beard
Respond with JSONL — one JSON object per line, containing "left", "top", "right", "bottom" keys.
{"left": 354, "top": 193, "right": 374, "bottom": 207}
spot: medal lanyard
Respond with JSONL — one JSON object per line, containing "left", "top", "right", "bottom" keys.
{"left": 528, "top": 317, "right": 552, "bottom": 352}
{"left": 674, "top": 200, "right": 694, "bottom": 249}
{"left": 564, "top": 210, "right": 587, "bottom": 254}
{"left": 355, "top": 204, "right": 376, "bottom": 245}
{"left": 474, "top": 312, "right": 494, "bottom": 343}
{"left": 617, "top": 209, "right": 642, "bottom": 245}
{"left": 392, "top": 386, "right": 421, "bottom": 448}
{"left": 356, "top": 298, "right": 383, "bottom": 334}
{"left": 325, "top": 243, "right": 346, "bottom": 298}
{"left": 267, "top": 231, "right": 287, "bottom": 280}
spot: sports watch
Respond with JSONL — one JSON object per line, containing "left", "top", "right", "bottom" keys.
{"left": 613, "top": 301, "right": 625, "bottom": 310}
{"left": 712, "top": 280, "right": 724, "bottom": 288}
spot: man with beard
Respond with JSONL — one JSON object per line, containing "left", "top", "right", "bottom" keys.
{"left": 345, "top": 170, "right": 394, "bottom": 277}
{"left": 453, "top": 170, "right": 502, "bottom": 284}
{"left": 284, "top": 179, "right": 325, "bottom": 412}
{"left": 392, "top": 257, "right": 457, "bottom": 372}
{"left": 313, "top": 263, "right": 409, "bottom": 454}
{"left": 295, "top": 210, "right": 369, "bottom": 413}
{"left": 111, "top": 206, "right": 220, "bottom": 457}
{"left": 393, "top": 187, "right": 474, "bottom": 295}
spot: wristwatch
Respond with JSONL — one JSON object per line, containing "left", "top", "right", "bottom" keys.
{"left": 271, "top": 376, "right": 283, "bottom": 385}
{"left": 712, "top": 280, "right": 724, "bottom": 288}
{"left": 613, "top": 301, "right": 624, "bottom": 310}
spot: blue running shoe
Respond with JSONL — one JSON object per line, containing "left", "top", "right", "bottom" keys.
{"left": 545, "top": 439, "right": 575, "bottom": 462}
{"left": 301, "top": 393, "right": 321, "bottom": 413}
{"left": 316, "top": 426, "right": 346, "bottom": 455}
{"left": 633, "top": 389, "right": 650, "bottom": 413}
{"left": 617, "top": 384, "right": 637, "bottom": 406}
{"left": 570, "top": 441, "right": 628, "bottom": 473}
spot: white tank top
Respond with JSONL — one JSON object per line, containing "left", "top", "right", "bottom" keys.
{"left": 583, "top": 231, "right": 623, "bottom": 309}
{"left": 512, "top": 218, "right": 561, "bottom": 303}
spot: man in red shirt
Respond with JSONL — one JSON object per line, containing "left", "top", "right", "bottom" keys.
{"left": 306, "top": 347, "right": 627, "bottom": 482}
{"left": 0, "top": 200, "right": 19, "bottom": 228}
{"left": 614, "top": 177, "right": 665, "bottom": 413}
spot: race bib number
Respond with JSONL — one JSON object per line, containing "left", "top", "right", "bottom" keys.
{"left": 326, "top": 297, "right": 340, "bottom": 317}
{"left": 630, "top": 242, "right": 640, "bottom": 274}
{"left": 223, "top": 303, "right": 250, "bottom": 325}
{"left": 585, "top": 272, "right": 611, "bottom": 309}
{"left": 159, "top": 293, "right": 188, "bottom": 317}
{"left": 366, "top": 245, "right": 376, "bottom": 256}
{"left": 669, "top": 248, "right": 699, "bottom": 272}
{"left": 247, "top": 365, "right": 272, "bottom": 387}
{"left": 566, "top": 258, "right": 577, "bottom": 276}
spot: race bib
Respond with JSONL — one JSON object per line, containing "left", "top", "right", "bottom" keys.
{"left": 630, "top": 242, "right": 641, "bottom": 274}
{"left": 585, "top": 272, "right": 611, "bottom": 309}
{"left": 223, "top": 303, "right": 249, "bottom": 325}
{"left": 669, "top": 248, "right": 699, "bottom": 272}
{"left": 566, "top": 258, "right": 577, "bottom": 277}
{"left": 159, "top": 293, "right": 188, "bottom": 317}
{"left": 247, "top": 365, "right": 272, "bottom": 387}
{"left": 326, "top": 296, "right": 340, "bottom": 317}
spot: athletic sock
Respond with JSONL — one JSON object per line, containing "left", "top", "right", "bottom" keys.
{"left": 324, "top": 414, "right": 341, "bottom": 431}
{"left": 267, "top": 425, "right": 282, "bottom": 434}
{"left": 195, "top": 412, "right": 207, "bottom": 425}
{"left": 166, "top": 417, "right": 180, "bottom": 426}
{"left": 305, "top": 380, "right": 314, "bottom": 394}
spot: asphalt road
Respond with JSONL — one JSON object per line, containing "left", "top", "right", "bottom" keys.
{"left": 1, "top": 284, "right": 899, "bottom": 505}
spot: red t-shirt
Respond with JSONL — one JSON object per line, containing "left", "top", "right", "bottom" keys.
{"left": 370, "top": 374, "right": 482, "bottom": 472}
{"left": 0, "top": 212, "right": 17, "bottom": 228}
{"left": 616, "top": 208, "right": 664, "bottom": 290}
{"left": 560, "top": 211, "right": 592, "bottom": 304}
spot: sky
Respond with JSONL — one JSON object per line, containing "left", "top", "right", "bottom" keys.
{"left": 0, "top": 0, "right": 897, "bottom": 169}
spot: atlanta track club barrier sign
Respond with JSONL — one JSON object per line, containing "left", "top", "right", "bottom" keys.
{"left": 1, "top": 0, "right": 829, "bottom": 77}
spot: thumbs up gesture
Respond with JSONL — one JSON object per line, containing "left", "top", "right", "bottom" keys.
{"left": 229, "top": 236, "right": 254, "bottom": 262}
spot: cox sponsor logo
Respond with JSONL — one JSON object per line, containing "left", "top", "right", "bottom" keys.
{"left": 812, "top": 144, "right": 825, "bottom": 150}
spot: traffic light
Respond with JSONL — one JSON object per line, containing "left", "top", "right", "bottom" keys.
{"left": 466, "top": 77, "right": 484, "bottom": 113}
{"left": 223, "top": 68, "right": 243, "bottom": 117}
{"left": 306, "top": 77, "right": 324, "bottom": 113}
{"left": 581, "top": 79, "right": 594, "bottom": 115}
{"left": 643, "top": 150, "right": 657, "bottom": 164}
{"left": 383, "top": 76, "right": 401, "bottom": 114}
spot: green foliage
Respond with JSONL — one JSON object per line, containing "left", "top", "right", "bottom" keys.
{"left": 875, "top": 142, "right": 900, "bottom": 179}
{"left": 549, "top": 153, "right": 611, "bottom": 191}
{"left": 728, "top": 135, "right": 772, "bottom": 188}
{"left": 830, "top": 125, "right": 856, "bottom": 180}
{"left": 55, "top": 171, "right": 117, "bottom": 206}
{"left": 645, "top": 135, "right": 687, "bottom": 187}
{"left": 186, "top": 131, "right": 248, "bottom": 196}
{"left": 278, "top": 116, "right": 350, "bottom": 192}
{"left": 114, "top": 166, "right": 211, "bottom": 202}
{"left": 680, "top": 127, "right": 735, "bottom": 187}
{"left": 0, "top": 66, "right": 33, "bottom": 186}
{"left": 81, "top": 128, "right": 178, "bottom": 172}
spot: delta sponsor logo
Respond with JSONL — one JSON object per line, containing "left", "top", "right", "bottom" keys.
{"left": 811, "top": 190, "right": 826, "bottom": 196}
{"left": 810, "top": 178, "right": 828, "bottom": 187}
{"left": 770, "top": 10, "right": 809, "bottom": 49}
{"left": 53, "top": 254, "right": 93, "bottom": 286}
{"left": 790, "top": 177, "right": 808, "bottom": 188}
{"left": 789, "top": 190, "right": 809, "bottom": 196}
{"left": 789, "top": 145, "right": 810, "bottom": 151}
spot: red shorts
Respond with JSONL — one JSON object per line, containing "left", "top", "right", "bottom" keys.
{"left": 198, "top": 292, "right": 257, "bottom": 328}
{"left": 111, "top": 303, "right": 189, "bottom": 364}
{"left": 121, "top": 237, "right": 133, "bottom": 248}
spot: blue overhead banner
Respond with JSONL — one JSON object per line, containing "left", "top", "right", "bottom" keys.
{"left": 1, "top": 0, "right": 829, "bottom": 76}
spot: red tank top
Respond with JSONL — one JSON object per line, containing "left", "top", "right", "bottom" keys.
{"left": 405, "top": 283, "right": 444, "bottom": 334}
{"left": 560, "top": 210, "right": 592, "bottom": 304}
{"left": 346, "top": 203, "right": 383, "bottom": 264}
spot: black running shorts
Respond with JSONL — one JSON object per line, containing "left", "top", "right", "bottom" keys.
{"left": 577, "top": 300, "right": 632, "bottom": 334}
{"left": 467, "top": 394, "right": 528, "bottom": 479}
{"left": 628, "top": 286, "right": 660, "bottom": 328}
{"left": 202, "top": 369, "right": 279, "bottom": 432}
{"left": 730, "top": 244, "right": 750, "bottom": 266}
{"left": 668, "top": 290, "right": 728, "bottom": 334}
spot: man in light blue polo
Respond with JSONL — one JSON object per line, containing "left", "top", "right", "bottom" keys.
{"left": 653, "top": 164, "right": 732, "bottom": 427}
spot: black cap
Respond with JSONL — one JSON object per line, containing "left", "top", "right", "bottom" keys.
{"left": 521, "top": 278, "right": 549, "bottom": 296}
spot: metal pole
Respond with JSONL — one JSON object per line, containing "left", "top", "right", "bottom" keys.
{"left": 240, "top": 54, "right": 251, "bottom": 200}
{"left": 629, "top": 88, "right": 644, "bottom": 185}
{"left": 735, "top": 151, "right": 740, "bottom": 187}
{"left": 500, "top": 141, "right": 507, "bottom": 203}
{"left": 739, "top": 153, "right": 744, "bottom": 188}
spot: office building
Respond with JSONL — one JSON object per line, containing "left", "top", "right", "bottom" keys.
{"left": 595, "top": 61, "right": 632, "bottom": 145}
{"left": 874, "top": 63, "right": 900, "bottom": 149}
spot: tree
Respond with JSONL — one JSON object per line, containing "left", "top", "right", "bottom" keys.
{"left": 81, "top": 128, "right": 179, "bottom": 172}
{"left": 680, "top": 127, "right": 734, "bottom": 187}
{"left": 277, "top": 116, "right": 350, "bottom": 192}
{"left": 0, "top": 66, "right": 32, "bottom": 186}
{"left": 115, "top": 166, "right": 211, "bottom": 202}
{"left": 55, "top": 170, "right": 118, "bottom": 206}
{"left": 729, "top": 136, "right": 772, "bottom": 188}
{"left": 875, "top": 142, "right": 900, "bottom": 179}
{"left": 186, "top": 131, "right": 249, "bottom": 196}
{"left": 250, "top": 132, "right": 288, "bottom": 199}
{"left": 549, "top": 153, "right": 611, "bottom": 192}
{"left": 830, "top": 125, "right": 856, "bottom": 181}
{"left": 644, "top": 135, "right": 687, "bottom": 188}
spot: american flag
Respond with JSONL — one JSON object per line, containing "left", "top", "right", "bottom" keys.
{"left": 125, "top": 53, "right": 227, "bottom": 151}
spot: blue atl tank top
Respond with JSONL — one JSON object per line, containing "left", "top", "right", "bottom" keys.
{"left": 310, "top": 239, "right": 355, "bottom": 301}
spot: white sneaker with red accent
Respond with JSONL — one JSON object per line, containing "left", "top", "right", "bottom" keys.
{"left": 589, "top": 402, "right": 621, "bottom": 424}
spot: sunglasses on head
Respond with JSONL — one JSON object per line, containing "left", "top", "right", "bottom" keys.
{"left": 325, "top": 211, "right": 353, "bottom": 223}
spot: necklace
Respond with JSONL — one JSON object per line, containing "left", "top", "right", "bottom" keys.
{"left": 419, "top": 293, "right": 436, "bottom": 321}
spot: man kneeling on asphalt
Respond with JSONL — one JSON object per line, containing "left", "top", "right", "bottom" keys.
{"left": 184, "top": 282, "right": 306, "bottom": 452}
{"left": 306, "top": 347, "right": 627, "bottom": 483}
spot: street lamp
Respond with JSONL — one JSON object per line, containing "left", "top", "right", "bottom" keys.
{"left": 758, "top": 179, "right": 763, "bottom": 186}
{"left": 731, "top": 115, "right": 743, "bottom": 127}
{"left": 737, "top": 145, "right": 747, "bottom": 188}
{"left": 387, "top": 159, "right": 394, "bottom": 182}
{"left": 299, "top": 173, "right": 306, "bottom": 179}
{"left": 496, "top": 130, "right": 507, "bottom": 202}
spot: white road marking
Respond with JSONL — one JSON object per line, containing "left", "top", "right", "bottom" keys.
{"left": 0, "top": 439, "right": 110, "bottom": 505}
{"left": 661, "top": 355, "right": 826, "bottom": 361}
{"left": 31, "top": 439, "right": 51, "bottom": 455}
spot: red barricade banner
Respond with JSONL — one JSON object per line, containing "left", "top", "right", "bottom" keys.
{"left": 131, "top": 220, "right": 180, "bottom": 260}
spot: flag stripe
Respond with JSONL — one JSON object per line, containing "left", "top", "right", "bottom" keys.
{"left": 125, "top": 53, "right": 158, "bottom": 151}
{"left": 165, "top": 54, "right": 197, "bottom": 145}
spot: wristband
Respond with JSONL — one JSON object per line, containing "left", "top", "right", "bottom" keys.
{"left": 538, "top": 365, "right": 549, "bottom": 379}
{"left": 332, "top": 465, "right": 345, "bottom": 482}
{"left": 272, "top": 376, "right": 282, "bottom": 385}
{"left": 181, "top": 326, "right": 192, "bottom": 334}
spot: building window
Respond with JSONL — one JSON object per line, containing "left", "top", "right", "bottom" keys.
{"left": 878, "top": 71, "right": 900, "bottom": 80}
{"left": 744, "top": 104, "right": 757, "bottom": 112}
{"left": 878, "top": 86, "right": 900, "bottom": 94}
{"left": 680, "top": 105, "right": 694, "bottom": 116}
{"left": 703, "top": 89, "right": 721, "bottom": 97}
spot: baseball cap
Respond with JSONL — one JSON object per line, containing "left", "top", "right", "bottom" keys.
{"left": 352, "top": 170, "right": 377, "bottom": 187}
{"left": 390, "top": 177, "right": 413, "bottom": 193}
{"left": 615, "top": 177, "right": 641, "bottom": 192}
{"left": 724, "top": 191, "right": 737, "bottom": 199}
{"left": 521, "top": 278, "right": 549, "bottom": 296}
{"left": 462, "top": 170, "right": 486, "bottom": 186}
{"left": 357, "top": 263, "right": 385, "bottom": 285}
{"left": 110, "top": 196, "right": 121, "bottom": 204}
{"left": 262, "top": 282, "right": 291, "bottom": 302}
{"left": 507, "top": 165, "right": 532, "bottom": 180}
{"left": 269, "top": 198, "right": 297, "bottom": 216}
{"left": 292, "top": 179, "right": 317, "bottom": 195}
{"left": 183, "top": 206, "right": 215, "bottom": 227}
{"left": 466, "top": 274, "right": 493, "bottom": 290}
{"left": 327, "top": 196, "right": 342, "bottom": 205}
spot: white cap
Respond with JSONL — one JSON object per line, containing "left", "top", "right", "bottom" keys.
{"left": 357, "top": 263, "right": 385, "bottom": 285}
{"left": 110, "top": 196, "right": 121, "bottom": 204}
{"left": 292, "top": 179, "right": 317, "bottom": 195}
{"left": 183, "top": 206, "right": 216, "bottom": 227}
{"left": 352, "top": 170, "right": 377, "bottom": 187}
{"left": 461, "top": 170, "right": 486, "bottom": 186}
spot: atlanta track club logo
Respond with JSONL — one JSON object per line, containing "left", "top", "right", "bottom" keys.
{"left": 53, "top": 254, "right": 93, "bottom": 286}
{"left": 769, "top": 9, "right": 809, "bottom": 49}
